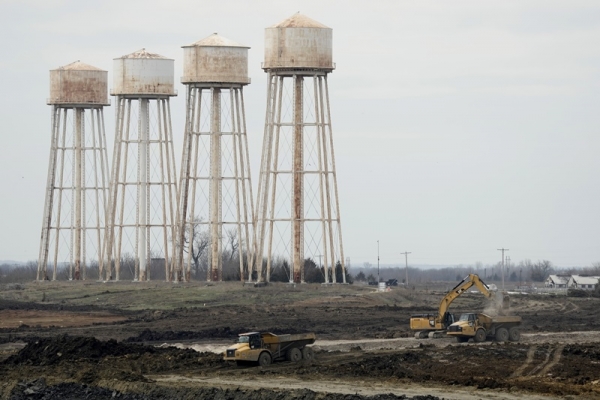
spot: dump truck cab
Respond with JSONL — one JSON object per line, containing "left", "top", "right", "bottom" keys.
{"left": 224, "top": 332, "right": 316, "bottom": 366}
{"left": 224, "top": 332, "right": 262, "bottom": 362}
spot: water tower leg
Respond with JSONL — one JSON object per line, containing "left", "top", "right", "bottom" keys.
{"left": 38, "top": 106, "right": 60, "bottom": 281}
{"left": 138, "top": 98, "right": 149, "bottom": 281}
{"left": 292, "top": 75, "right": 304, "bottom": 284}
{"left": 210, "top": 88, "right": 222, "bottom": 281}
{"left": 324, "top": 76, "right": 347, "bottom": 283}
{"left": 74, "top": 108, "right": 83, "bottom": 280}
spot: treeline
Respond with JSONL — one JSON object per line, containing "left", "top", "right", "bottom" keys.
{"left": 352, "top": 259, "right": 600, "bottom": 285}
{"left": 0, "top": 256, "right": 352, "bottom": 284}
{"left": 3, "top": 257, "right": 598, "bottom": 285}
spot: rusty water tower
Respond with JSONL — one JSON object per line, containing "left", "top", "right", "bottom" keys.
{"left": 254, "top": 13, "right": 346, "bottom": 283}
{"left": 102, "top": 49, "right": 178, "bottom": 282}
{"left": 174, "top": 34, "right": 255, "bottom": 282}
{"left": 37, "top": 61, "right": 110, "bottom": 281}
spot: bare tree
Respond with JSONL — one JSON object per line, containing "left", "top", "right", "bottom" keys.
{"left": 225, "top": 228, "right": 239, "bottom": 262}
{"left": 178, "top": 216, "right": 210, "bottom": 279}
{"left": 530, "top": 260, "right": 553, "bottom": 282}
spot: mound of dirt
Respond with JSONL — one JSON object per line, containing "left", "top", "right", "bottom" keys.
{"left": 3, "top": 335, "right": 219, "bottom": 371}
{"left": 5, "top": 335, "right": 154, "bottom": 366}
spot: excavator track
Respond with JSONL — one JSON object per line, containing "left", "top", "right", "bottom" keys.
{"left": 428, "top": 330, "right": 447, "bottom": 339}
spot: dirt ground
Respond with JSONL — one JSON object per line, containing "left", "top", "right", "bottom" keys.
{"left": 1, "top": 281, "right": 600, "bottom": 399}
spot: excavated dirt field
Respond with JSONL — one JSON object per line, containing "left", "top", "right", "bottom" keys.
{"left": 1, "top": 281, "right": 600, "bottom": 399}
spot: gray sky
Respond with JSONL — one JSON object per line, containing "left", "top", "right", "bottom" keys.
{"left": 1, "top": 0, "right": 599, "bottom": 268}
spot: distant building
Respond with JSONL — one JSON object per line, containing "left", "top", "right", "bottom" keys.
{"left": 545, "top": 275, "right": 570, "bottom": 288}
{"left": 568, "top": 275, "right": 600, "bottom": 290}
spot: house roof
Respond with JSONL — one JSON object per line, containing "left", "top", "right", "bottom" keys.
{"left": 570, "top": 275, "right": 600, "bottom": 285}
{"left": 547, "top": 275, "right": 569, "bottom": 285}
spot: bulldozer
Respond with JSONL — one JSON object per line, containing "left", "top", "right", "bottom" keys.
{"left": 410, "top": 273, "right": 509, "bottom": 338}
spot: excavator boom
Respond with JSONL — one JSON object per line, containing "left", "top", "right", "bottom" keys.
{"left": 410, "top": 273, "right": 499, "bottom": 337}
{"left": 437, "top": 274, "right": 493, "bottom": 321}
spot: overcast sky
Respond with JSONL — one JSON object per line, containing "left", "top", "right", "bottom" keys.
{"left": 1, "top": 1, "right": 599, "bottom": 268}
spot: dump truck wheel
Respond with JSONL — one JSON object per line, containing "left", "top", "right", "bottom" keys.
{"left": 456, "top": 336, "right": 468, "bottom": 343}
{"left": 287, "top": 347, "right": 302, "bottom": 362}
{"left": 258, "top": 352, "right": 272, "bottom": 367}
{"left": 302, "top": 346, "right": 314, "bottom": 361}
{"left": 474, "top": 328, "right": 486, "bottom": 343}
{"left": 495, "top": 327, "right": 509, "bottom": 342}
{"left": 509, "top": 327, "right": 520, "bottom": 342}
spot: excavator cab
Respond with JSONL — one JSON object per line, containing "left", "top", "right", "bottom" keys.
{"left": 443, "top": 311, "right": 455, "bottom": 327}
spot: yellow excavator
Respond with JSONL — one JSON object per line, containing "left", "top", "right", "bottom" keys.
{"left": 410, "top": 274, "right": 508, "bottom": 338}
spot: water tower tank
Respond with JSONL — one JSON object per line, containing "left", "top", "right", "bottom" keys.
{"left": 181, "top": 33, "right": 250, "bottom": 85}
{"left": 112, "top": 49, "right": 175, "bottom": 96}
{"left": 264, "top": 13, "right": 333, "bottom": 70}
{"left": 49, "top": 61, "right": 109, "bottom": 106}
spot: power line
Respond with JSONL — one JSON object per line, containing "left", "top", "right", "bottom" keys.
{"left": 377, "top": 240, "right": 380, "bottom": 283}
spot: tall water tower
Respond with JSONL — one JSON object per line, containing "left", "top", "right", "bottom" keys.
{"left": 37, "top": 61, "right": 110, "bottom": 281}
{"left": 175, "top": 34, "right": 255, "bottom": 282}
{"left": 102, "top": 49, "right": 178, "bottom": 282}
{"left": 254, "top": 13, "right": 346, "bottom": 284}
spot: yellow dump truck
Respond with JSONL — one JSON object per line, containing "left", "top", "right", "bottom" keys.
{"left": 223, "top": 332, "right": 316, "bottom": 366}
{"left": 447, "top": 313, "right": 522, "bottom": 343}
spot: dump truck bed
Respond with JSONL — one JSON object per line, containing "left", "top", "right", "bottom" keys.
{"left": 479, "top": 314, "right": 522, "bottom": 324}
{"left": 261, "top": 332, "right": 316, "bottom": 345}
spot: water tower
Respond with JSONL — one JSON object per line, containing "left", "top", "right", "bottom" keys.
{"left": 174, "top": 34, "right": 255, "bottom": 282}
{"left": 254, "top": 13, "right": 346, "bottom": 283}
{"left": 102, "top": 49, "right": 178, "bottom": 282}
{"left": 37, "top": 61, "right": 110, "bottom": 281}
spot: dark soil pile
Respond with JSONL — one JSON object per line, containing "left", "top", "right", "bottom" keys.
{"left": 3, "top": 335, "right": 222, "bottom": 372}
{"left": 4, "top": 335, "right": 165, "bottom": 366}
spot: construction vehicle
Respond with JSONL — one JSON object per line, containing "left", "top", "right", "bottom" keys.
{"left": 410, "top": 274, "right": 507, "bottom": 338}
{"left": 223, "top": 332, "right": 316, "bottom": 366}
{"left": 447, "top": 313, "right": 522, "bottom": 343}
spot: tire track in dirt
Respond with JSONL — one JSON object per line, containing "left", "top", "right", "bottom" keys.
{"left": 519, "top": 344, "right": 565, "bottom": 378}
{"left": 528, "top": 347, "right": 551, "bottom": 376}
{"left": 511, "top": 346, "right": 537, "bottom": 378}
{"left": 539, "top": 344, "right": 565, "bottom": 376}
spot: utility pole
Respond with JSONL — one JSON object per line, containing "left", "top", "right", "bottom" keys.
{"left": 519, "top": 268, "right": 522, "bottom": 287}
{"left": 377, "top": 240, "right": 380, "bottom": 283}
{"left": 316, "top": 254, "right": 323, "bottom": 281}
{"left": 497, "top": 248, "right": 509, "bottom": 290}
{"left": 400, "top": 251, "right": 411, "bottom": 286}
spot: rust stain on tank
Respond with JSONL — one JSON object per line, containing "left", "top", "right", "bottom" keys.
{"left": 49, "top": 61, "right": 108, "bottom": 105}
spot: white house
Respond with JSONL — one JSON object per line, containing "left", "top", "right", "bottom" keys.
{"left": 568, "top": 275, "right": 600, "bottom": 290}
{"left": 545, "top": 275, "right": 569, "bottom": 288}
